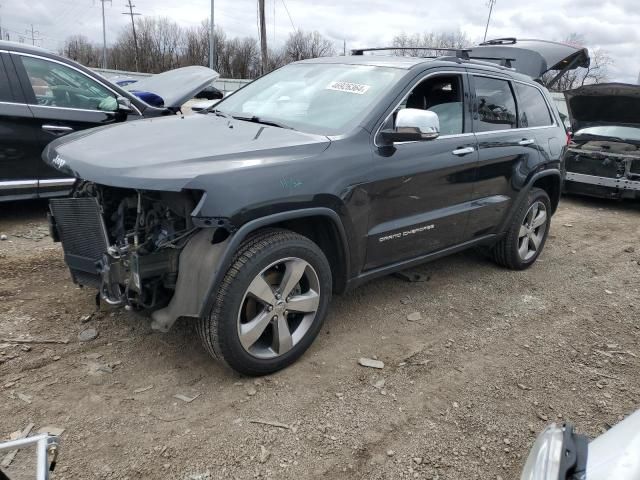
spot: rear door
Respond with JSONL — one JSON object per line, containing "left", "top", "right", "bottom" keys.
{"left": 0, "top": 51, "right": 41, "bottom": 200}
{"left": 11, "top": 52, "right": 131, "bottom": 197}
{"left": 465, "top": 73, "right": 542, "bottom": 238}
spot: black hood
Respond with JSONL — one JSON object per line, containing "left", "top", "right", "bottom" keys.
{"left": 42, "top": 113, "right": 331, "bottom": 192}
{"left": 564, "top": 83, "right": 640, "bottom": 132}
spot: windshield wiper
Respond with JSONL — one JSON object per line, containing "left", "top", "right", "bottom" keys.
{"left": 212, "top": 109, "right": 234, "bottom": 121}
{"left": 234, "top": 115, "right": 295, "bottom": 130}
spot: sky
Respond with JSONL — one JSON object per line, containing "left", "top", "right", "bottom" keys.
{"left": 2, "top": 0, "right": 639, "bottom": 83}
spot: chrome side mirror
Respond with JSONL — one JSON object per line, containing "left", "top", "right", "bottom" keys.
{"left": 380, "top": 108, "right": 440, "bottom": 144}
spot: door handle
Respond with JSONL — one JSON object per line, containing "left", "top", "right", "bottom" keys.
{"left": 451, "top": 146, "right": 475, "bottom": 156}
{"left": 42, "top": 125, "right": 74, "bottom": 135}
{"left": 518, "top": 138, "right": 535, "bottom": 146}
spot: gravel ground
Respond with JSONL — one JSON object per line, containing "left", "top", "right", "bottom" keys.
{"left": 0, "top": 196, "right": 638, "bottom": 479}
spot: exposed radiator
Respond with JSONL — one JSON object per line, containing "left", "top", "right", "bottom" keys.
{"left": 49, "top": 197, "right": 110, "bottom": 288}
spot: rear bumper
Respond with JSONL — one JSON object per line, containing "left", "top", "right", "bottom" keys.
{"left": 564, "top": 172, "right": 640, "bottom": 199}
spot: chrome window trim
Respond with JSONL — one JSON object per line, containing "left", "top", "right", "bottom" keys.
{"left": 10, "top": 51, "right": 143, "bottom": 116}
{"left": 0, "top": 179, "right": 38, "bottom": 190}
{"left": 0, "top": 100, "right": 30, "bottom": 107}
{"left": 39, "top": 178, "right": 76, "bottom": 187}
{"left": 373, "top": 69, "right": 470, "bottom": 148}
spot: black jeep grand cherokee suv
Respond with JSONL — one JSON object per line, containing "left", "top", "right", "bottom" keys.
{"left": 44, "top": 40, "right": 578, "bottom": 375}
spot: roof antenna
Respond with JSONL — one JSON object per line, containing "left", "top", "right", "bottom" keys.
{"left": 483, "top": 0, "right": 497, "bottom": 42}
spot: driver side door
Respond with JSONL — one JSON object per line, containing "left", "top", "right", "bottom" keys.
{"left": 362, "top": 70, "right": 478, "bottom": 271}
{"left": 11, "top": 53, "right": 125, "bottom": 196}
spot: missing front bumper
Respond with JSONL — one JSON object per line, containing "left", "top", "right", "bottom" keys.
{"left": 565, "top": 172, "right": 640, "bottom": 191}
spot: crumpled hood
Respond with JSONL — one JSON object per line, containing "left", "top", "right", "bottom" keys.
{"left": 565, "top": 83, "right": 640, "bottom": 132}
{"left": 122, "top": 66, "right": 219, "bottom": 109}
{"left": 42, "top": 113, "right": 331, "bottom": 191}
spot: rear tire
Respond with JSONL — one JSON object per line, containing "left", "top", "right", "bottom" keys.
{"left": 490, "top": 187, "right": 551, "bottom": 270}
{"left": 197, "top": 229, "right": 332, "bottom": 376}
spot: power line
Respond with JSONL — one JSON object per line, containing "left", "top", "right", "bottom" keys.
{"left": 26, "top": 24, "right": 42, "bottom": 46}
{"left": 122, "top": 0, "right": 141, "bottom": 71}
{"left": 280, "top": 0, "right": 296, "bottom": 32}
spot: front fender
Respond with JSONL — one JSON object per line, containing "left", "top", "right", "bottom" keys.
{"left": 150, "top": 207, "right": 348, "bottom": 331}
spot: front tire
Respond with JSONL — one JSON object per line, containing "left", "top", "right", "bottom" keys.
{"left": 197, "top": 229, "right": 332, "bottom": 375}
{"left": 490, "top": 187, "right": 551, "bottom": 270}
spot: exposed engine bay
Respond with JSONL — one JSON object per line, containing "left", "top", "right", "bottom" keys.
{"left": 564, "top": 138, "right": 640, "bottom": 199}
{"left": 49, "top": 182, "right": 203, "bottom": 312}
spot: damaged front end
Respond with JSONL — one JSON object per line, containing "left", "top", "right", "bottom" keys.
{"left": 49, "top": 183, "right": 216, "bottom": 319}
{"left": 564, "top": 137, "right": 640, "bottom": 199}
{"left": 563, "top": 83, "right": 640, "bottom": 199}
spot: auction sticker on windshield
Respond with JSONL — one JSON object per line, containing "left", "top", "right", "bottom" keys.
{"left": 326, "top": 81, "right": 371, "bottom": 94}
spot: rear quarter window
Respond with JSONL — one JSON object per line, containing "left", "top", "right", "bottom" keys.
{"left": 515, "top": 83, "right": 553, "bottom": 128}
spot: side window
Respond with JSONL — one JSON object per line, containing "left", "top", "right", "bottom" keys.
{"left": 392, "top": 74, "right": 464, "bottom": 136}
{"left": 19, "top": 56, "right": 117, "bottom": 111}
{"left": 0, "top": 56, "right": 15, "bottom": 102}
{"left": 515, "top": 83, "right": 553, "bottom": 128}
{"left": 473, "top": 76, "right": 517, "bottom": 131}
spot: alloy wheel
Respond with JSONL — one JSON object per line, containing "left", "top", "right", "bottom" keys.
{"left": 518, "top": 201, "right": 548, "bottom": 261}
{"left": 237, "top": 257, "right": 321, "bottom": 359}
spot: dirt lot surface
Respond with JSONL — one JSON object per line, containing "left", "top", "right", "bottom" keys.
{"left": 1, "top": 196, "right": 639, "bottom": 479}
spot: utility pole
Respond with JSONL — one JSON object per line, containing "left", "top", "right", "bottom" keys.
{"left": 483, "top": 0, "right": 496, "bottom": 42}
{"left": 26, "top": 24, "right": 41, "bottom": 46}
{"left": 209, "top": 0, "right": 215, "bottom": 70}
{"left": 258, "top": 0, "right": 267, "bottom": 75}
{"left": 122, "top": 0, "right": 141, "bottom": 71}
{"left": 98, "top": 0, "right": 112, "bottom": 69}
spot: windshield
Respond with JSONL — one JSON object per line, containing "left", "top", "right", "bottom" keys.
{"left": 215, "top": 63, "right": 406, "bottom": 135}
{"left": 574, "top": 125, "right": 640, "bottom": 143}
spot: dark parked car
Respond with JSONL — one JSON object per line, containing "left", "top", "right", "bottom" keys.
{"left": 563, "top": 83, "right": 640, "bottom": 199}
{"left": 0, "top": 40, "right": 217, "bottom": 201}
{"left": 45, "top": 39, "right": 584, "bottom": 375}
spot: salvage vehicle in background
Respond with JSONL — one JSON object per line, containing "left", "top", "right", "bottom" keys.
{"left": 563, "top": 83, "right": 640, "bottom": 200}
{"left": 521, "top": 409, "right": 640, "bottom": 480}
{"left": 0, "top": 40, "right": 217, "bottom": 202}
{"left": 45, "top": 39, "right": 585, "bottom": 375}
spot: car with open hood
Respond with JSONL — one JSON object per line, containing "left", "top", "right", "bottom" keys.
{"left": 44, "top": 39, "right": 584, "bottom": 375}
{"left": 563, "top": 83, "right": 640, "bottom": 200}
{"left": 0, "top": 40, "right": 217, "bottom": 201}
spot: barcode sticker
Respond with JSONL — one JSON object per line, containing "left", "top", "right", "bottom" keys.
{"left": 326, "top": 81, "right": 371, "bottom": 94}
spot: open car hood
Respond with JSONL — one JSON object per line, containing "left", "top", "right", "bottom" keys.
{"left": 122, "top": 66, "right": 219, "bottom": 109}
{"left": 468, "top": 38, "right": 590, "bottom": 85}
{"left": 564, "top": 83, "right": 640, "bottom": 132}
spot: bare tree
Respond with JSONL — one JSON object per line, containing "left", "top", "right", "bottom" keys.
{"left": 61, "top": 35, "right": 101, "bottom": 67}
{"left": 285, "top": 29, "right": 335, "bottom": 62}
{"left": 540, "top": 33, "right": 613, "bottom": 91}
{"left": 60, "top": 19, "right": 335, "bottom": 79}
{"left": 391, "top": 31, "right": 471, "bottom": 57}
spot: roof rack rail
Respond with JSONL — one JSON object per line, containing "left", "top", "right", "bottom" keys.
{"left": 479, "top": 37, "right": 517, "bottom": 46}
{"left": 350, "top": 47, "right": 517, "bottom": 69}
{"left": 467, "top": 56, "right": 516, "bottom": 68}
{"left": 351, "top": 46, "right": 471, "bottom": 60}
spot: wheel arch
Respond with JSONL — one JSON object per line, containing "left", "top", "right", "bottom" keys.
{"left": 200, "top": 208, "right": 350, "bottom": 316}
{"left": 531, "top": 171, "right": 562, "bottom": 214}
